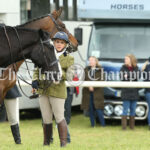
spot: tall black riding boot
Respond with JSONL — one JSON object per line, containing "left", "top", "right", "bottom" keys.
{"left": 11, "top": 124, "right": 21, "bottom": 144}
{"left": 58, "top": 119, "right": 67, "bottom": 147}
{"left": 43, "top": 124, "right": 53, "bottom": 145}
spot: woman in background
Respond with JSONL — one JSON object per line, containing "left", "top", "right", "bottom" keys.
{"left": 120, "top": 54, "right": 140, "bottom": 130}
{"left": 81, "top": 56, "right": 105, "bottom": 127}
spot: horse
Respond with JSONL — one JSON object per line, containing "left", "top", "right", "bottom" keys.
{"left": 0, "top": 8, "right": 77, "bottom": 102}
{"left": 0, "top": 61, "right": 24, "bottom": 103}
{"left": 0, "top": 26, "right": 61, "bottom": 103}
{"left": 0, "top": 26, "right": 60, "bottom": 70}
{"left": 19, "top": 8, "right": 78, "bottom": 53}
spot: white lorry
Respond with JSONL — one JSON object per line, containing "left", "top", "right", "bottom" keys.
{"left": 72, "top": 0, "right": 150, "bottom": 120}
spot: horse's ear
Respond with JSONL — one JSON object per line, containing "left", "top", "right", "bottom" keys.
{"left": 51, "top": 10, "right": 57, "bottom": 19}
{"left": 57, "top": 7, "right": 63, "bottom": 17}
{"left": 51, "top": 7, "right": 63, "bottom": 19}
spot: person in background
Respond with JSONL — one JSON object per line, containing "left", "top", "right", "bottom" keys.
{"left": 142, "top": 57, "right": 150, "bottom": 130}
{"left": 64, "top": 85, "right": 79, "bottom": 143}
{"left": 4, "top": 85, "right": 22, "bottom": 144}
{"left": 32, "top": 31, "right": 74, "bottom": 147}
{"left": 81, "top": 56, "right": 105, "bottom": 127}
{"left": 120, "top": 54, "right": 140, "bottom": 130}
{"left": 64, "top": 87, "right": 74, "bottom": 143}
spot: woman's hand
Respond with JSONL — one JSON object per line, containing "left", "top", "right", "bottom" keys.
{"left": 31, "top": 88, "right": 37, "bottom": 94}
{"left": 142, "top": 61, "right": 149, "bottom": 71}
{"left": 89, "top": 86, "right": 94, "bottom": 92}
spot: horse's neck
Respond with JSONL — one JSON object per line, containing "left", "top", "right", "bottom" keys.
{"left": 22, "top": 17, "right": 51, "bottom": 32}
{"left": 14, "top": 60, "right": 24, "bottom": 72}
{"left": 0, "top": 27, "right": 39, "bottom": 67}
{"left": 7, "top": 60, "right": 24, "bottom": 72}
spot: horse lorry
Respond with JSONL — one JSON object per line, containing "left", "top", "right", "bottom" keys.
{"left": 65, "top": 0, "right": 150, "bottom": 120}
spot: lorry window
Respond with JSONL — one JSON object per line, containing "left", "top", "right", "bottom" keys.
{"left": 89, "top": 25, "right": 150, "bottom": 59}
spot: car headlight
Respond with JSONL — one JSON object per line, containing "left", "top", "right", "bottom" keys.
{"left": 114, "top": 105, "right": 123, "bottom": 116}
{"left": 135, "top": 105, "right": 145, "bottom": 117}
{"left": 104, "top": 104, "right": 114, "bottom": 116}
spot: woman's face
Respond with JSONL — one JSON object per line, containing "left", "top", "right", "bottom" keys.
{"left": 53, "top": 39, "right": 67, "bottom": 52}
{"left": 125, "top": 56, "right": 131, "bottom": 66}
{"left": 89, "top": 57, "right": 96, "bottom": 67}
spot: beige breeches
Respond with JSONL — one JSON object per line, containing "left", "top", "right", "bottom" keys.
{"left": 39, "top": 95, "right": 65, "bottom": 124}
{"left": 4, "top": 98, "right": 19, "bottom": 125}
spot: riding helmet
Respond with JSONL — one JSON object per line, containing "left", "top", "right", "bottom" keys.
{"left": 52, "top": 31, "right": 69, "bottom": 43}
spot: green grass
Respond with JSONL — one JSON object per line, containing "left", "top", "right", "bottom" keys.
{"left": 0, "top": 114, "right": 150, "bottom": 150}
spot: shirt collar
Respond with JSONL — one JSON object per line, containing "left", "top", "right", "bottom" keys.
{"left": 56, "top": 47, "right": 67, "bottom": 57}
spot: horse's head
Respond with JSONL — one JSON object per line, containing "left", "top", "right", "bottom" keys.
{"left": 48, "top": 8, "right": 78, "bottom": 53}
{"left": 31, "top": 29, "right": 62, "bottom": 81}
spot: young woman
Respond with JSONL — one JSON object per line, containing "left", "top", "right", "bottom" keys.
{"left": 32, "top": 31, "right": 74, "bottom": 147}
{"left": 81, "top": 56, "right": 105, "bottom": 127}
{"left": 120, "top": 54, "right": 140, "bottom": 130}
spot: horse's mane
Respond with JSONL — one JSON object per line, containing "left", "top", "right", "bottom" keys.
{"left": 0, "top": 25, "right": 41, "bottom": 33}
{"left": 17, "top": 14, "right": 50, "bottom": 27}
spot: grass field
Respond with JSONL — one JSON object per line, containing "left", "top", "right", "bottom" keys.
{"left": 0, "top": 113, "right": 150, "bottom": 150}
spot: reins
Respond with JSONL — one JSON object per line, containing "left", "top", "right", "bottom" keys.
{"left": 3, "top": 26, "right": 17, "bottom": 73}
{"left": 2, "top": 26, "right": 31, "bottom": 98}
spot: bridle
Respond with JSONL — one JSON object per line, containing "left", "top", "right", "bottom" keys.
{"left": 48, "top": 14, "right": 73, "bottom": 51}
{"left": 48, "top": 14, "right": 72, "bottom": 37}
{"left": 40, "top": 39, "right": 59, "bottom": 68}
{"left": 48, "top": 14, "right": 63, "bottom": 32}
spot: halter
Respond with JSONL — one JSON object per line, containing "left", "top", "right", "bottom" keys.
{"left": 40, "top": 39, "right": 59, "bottom": 67}
{"left": 48, "top": 14, "right": 62, "bottom": 31}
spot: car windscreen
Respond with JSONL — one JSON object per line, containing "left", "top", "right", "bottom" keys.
{"left": 88, "top": 24, "right": 150, "bottom": 59}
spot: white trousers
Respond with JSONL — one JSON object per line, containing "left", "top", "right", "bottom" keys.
{"left": 4, "top": 98, "right": 19, "bottom": 125}
{"left": 39, "top": 95, "right": 65, "bottom": 124}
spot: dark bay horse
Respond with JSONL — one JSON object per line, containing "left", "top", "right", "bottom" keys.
{"left": 0, "top": 26, "right": 59, "bottom": 71}
{"left": 0, "top": 26, "right": 61, "bottom": 103}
